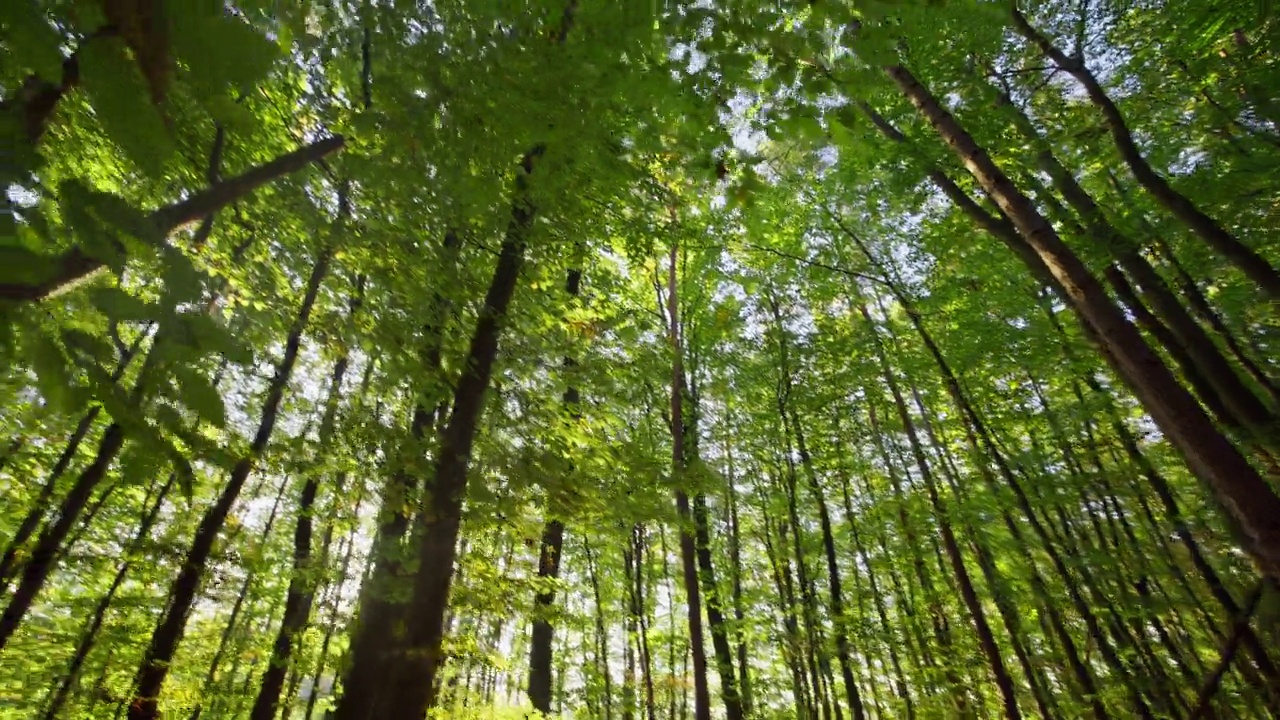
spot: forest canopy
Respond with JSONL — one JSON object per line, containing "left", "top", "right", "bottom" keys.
{"left": 3, "top": 0, "right": 1280, "bottom": 719}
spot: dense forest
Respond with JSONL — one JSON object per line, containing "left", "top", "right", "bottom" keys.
{"left": 3, "top": 0, "right": 1280, "bottom": 718}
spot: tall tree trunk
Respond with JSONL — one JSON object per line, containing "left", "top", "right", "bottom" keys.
{"left": 836, "top": 453, "right": 914, "bottom": 719}
{"left": 0, "top": 327, "right": 148, "bottom": 593}
{"left": 693, "top": 492, "right": 745, "bottom": 720}
{"left": 189, "top": 472, "right": 292, "bottom": 720}
{"left": 767, "top": 295, "right": 867, "bottom": 720}
{"left": 761, "top": 501, "right": 814, "bottom": 719}
{"left": 989, "top": 77, "right": 1277, "bottom": 447}
{"left": 885, "top": 62, "right": 1280, "bottom": 583}
{"left": 791, "top": 409, "right": 867, "bottom": 720}
{"left": 128, "top": 243, "right": 333, "bottom": 720}
{"left": 721, "top": 419, "right": 752, "bottom": 717}
{"left": 40, "top": 472, "right": 177, "bottom": 720}
{"left": 585, "top": 537, "right": 614, "bottom": 720}
{"left": 1008, "top": 7, "right": 1280, "bottom": 299}
{"left": 336, "top": 147, "right": 544, "bottom": 720}
{"left": 860, "top": 302, "right": 1022, "bottom": 720}
{"left": 249, "top": 279, "right": 363, "bottom": 720}
{"left": 633, "top": 524, "right": 658, "bottom": 720}
{"left": 666, "top": 240, "right": 713, "bottom": 720}
{"left": 0, "top": 420, "right": 127, "bottom": 651}
{"left": 887, "top": 290, "right": 1135, "bottom": 720}
{"left": 528, "top": 261, "right": 583, "bottom": 713}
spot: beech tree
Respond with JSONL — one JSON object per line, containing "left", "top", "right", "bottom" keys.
{"left": 3, "top": 1, "right": 1280, "bottom": 719}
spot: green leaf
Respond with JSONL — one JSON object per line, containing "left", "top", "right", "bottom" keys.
{"left": 90, "top": 287, "right": 154, "bottom": 322}
{"left": 0, "top": 246, "right": 59, "bottom": 287}
{"left": 184, "top": 313, "right": 254, "bottom": 365}
{"left": 0, "top": 1, "right": 65, "bottom": 83}
{"left": 171, "top": 367, "right": 227, "bottom": 428}
{"left": 171, "top": 9, "right": 280, "bottom": 92}
{"left": 27, "top": 332, "right": 76, "bottom": 412}
{"left": 60, "top": 328, "right": 114, "bottom": 366}
{"left": 160, "top": 248, "right": 208, "bottom": 305}
{"left": 77, "top": 37, "right": 175, "bottom": 177}
{"left": 118, "top": 443, "right": 165, "bottom": 489}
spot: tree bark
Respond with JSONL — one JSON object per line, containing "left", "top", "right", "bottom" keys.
{"left": 1008, "top": 7, "right": 1280, "bottom": 300}
{"left": 528, "top": 262, "right": 583, "bottom": 713}
{"left": 886, "top": 62, "right": 1280, "bottom": 583}
{"left": 859, "top": 302, "right": 1022, "bottom": 720}
{"left": 249, "top": 280, "right": 363, "bottom": 720}
{"left": 0, "top": 327, "right": 148, "bottom": 593}
{"left": 335, "top": 148, "right": 543, "bottom": 720}
{"left": 128, "top": 244, "right": 332, "bottom": 720}
{"left": 666, "top": 239, "right": 713, "bottom": 720}
{"left": 40, "top": 472, "right": 176, "bottom": 720}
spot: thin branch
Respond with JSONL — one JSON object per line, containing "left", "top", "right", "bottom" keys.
{"left": 738, "top": 240, "right": 891, "bottom": 287}
{"left": 1189, "top": 581, "right": 1270, "bottom": 719}
{"left": 0, "top": 135, "right": 345, "bottom": 303}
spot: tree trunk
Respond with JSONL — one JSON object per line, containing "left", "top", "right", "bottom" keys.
{"left": 0, "top": 421, "right": 127, "bottom": 651}
{"left": 860, "top": 302, "right": 1022, "bottom": 720}
{"left": 0, "top": 326, "right": 147, "bottom": 593}
{"left": 791, "top": 408, "right": 867, "bottom": 720}
{"left": 128, "top": 245, "right": 332, "bottom": 720}
{"left": 693, "top": 492, "right": 745, "bottom": 720}
{"left": 886, "top": 63, "right": 1280, "bottom": 583}
{"left": 1008, "top": 7, "right": 1280, "bottom": 299}
{"left": 585, "top": 537, "right": 614, "bottom": 720}
{"left": 40, "top": 472, "right": 176, "bottom": 720}
{"left": 666, "top": 240, "right": 713, "bottom": 720}
{"left": 528, "top": 261, "right": 583, "bottom": 712}
{"left": 721, "top": 421, "right": 752, "bottom": 717}
{"left": 990, "top": 79, "right": 1277, "bottom": 446}
{"left": 250, "top": 280, "right": 362, "bottom": 720}
{"left": 336, "top": 149, "right": 543, "bottom": 720}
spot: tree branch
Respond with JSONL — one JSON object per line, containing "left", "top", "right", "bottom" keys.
{"left": 1189, "top": 581, "right": 1270, "bottom": 719}
{"left": 0, "top": 135, "right": 345, "bottom": 303}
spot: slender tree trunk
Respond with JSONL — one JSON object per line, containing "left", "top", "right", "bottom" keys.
{"left": 1008, "top": 7, "right": 1280, "bottom": 299}
{"left": 40, "top": 472, "right": 176, "bottom": 720}
{"left": 722, "top": 429, "right": 752, "bottom": 717}
{"left": 837, "top": 458, "right": 913, "bottom": 719}
{"left": 0, "top": 327, "right": 148, "bottom": 593}
{"left": 128, "top": 244, "right": 333, "bottom": 720}
{"left": 761, "top": 502, "right": 814, "bottom": 719}
{"left": 791, "top": 409, "right": 867, "bottom": 720}
{"left": 666, "top": 240, "right": 713, "bottom": 720}
{"left": 634, "top": 524, "right": 658, "bottom": 720}
{"left": 249, "top": 281, "right": 363, "bottom": 720}
{"left": 860, "top": 303, "right": 1022, "bottom": 720}
{"left": 585, "top": 537, "right": 614, "bottom": 720}
{"left": 888, "top": 293, "right": 1133, "bottom": 720}
{"left": 0, "top": 421, "right": 127, "bottom": 651}
{"left": 693, "top": 492, "right": 745, "bottom": 720}
{"left": 885, "top": 62, "right": 1280, "bottom": 582}
{"left": 337, "top": 148, "right": 544, "bottom": 720}
{"left": 528, "top": 260, "right": 583, "bottom": 712}
{"left": 991, "top": 76, "right": 1275, "bottom": 441}
{"left": 189, "top": 473, "right": 292, "bottom": 720}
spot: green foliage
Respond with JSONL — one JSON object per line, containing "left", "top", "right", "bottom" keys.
{"left": 1, "top": 1, "right": 1278, "bottom": 719}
